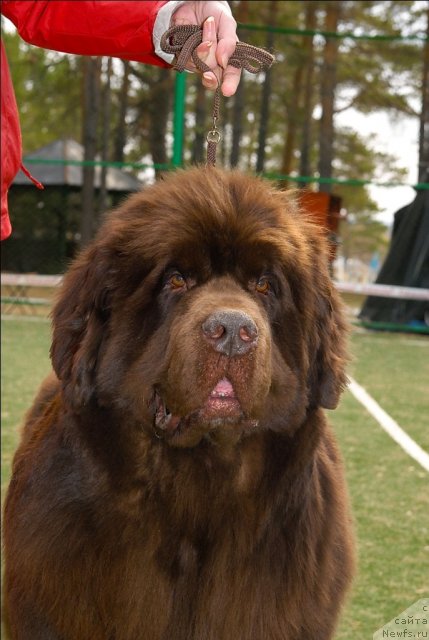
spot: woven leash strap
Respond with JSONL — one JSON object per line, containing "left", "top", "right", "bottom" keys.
{"left": 160, "top": 25, "right": 275, "bottom": 166}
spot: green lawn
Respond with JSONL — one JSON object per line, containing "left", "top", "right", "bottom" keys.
{"left": 333, "top": 330, "right": 429, "bottom": 639}
{"left": 1, "top": 317, "right": 428, "bottom": 638}
{"left": 1, "top": 317, "right": 52, "bottom": 493}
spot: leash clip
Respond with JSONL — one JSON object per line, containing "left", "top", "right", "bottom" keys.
{"left": 207, "top": 116, "right": 221, "bottom": 144}
{"left": 207, "top": 129, "right": 221, "bottom": 144}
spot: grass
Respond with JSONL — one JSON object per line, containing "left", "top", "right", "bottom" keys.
{"left": 334, "top": 330, "right": 429, "bottom": 639}
{"left": 1, "top": 317, "right": 51, "bottom": 493}
{"left": 1, "top": 317, "right": 428, "bottom": 639}
{"left": 347, "top": 329, "right": 429, "bottom": 450}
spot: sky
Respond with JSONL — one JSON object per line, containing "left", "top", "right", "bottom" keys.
{"left": 336, "top": 110, "right": 420, "bottom": 227}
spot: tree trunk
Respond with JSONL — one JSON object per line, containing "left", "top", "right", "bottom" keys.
{"left": 113, "top": 60, "right": 130, "bottom": 164}
{"left": 147, "top": 68, "right": 173, "bottom": 178}
{"left": 230, "top": 78, "right": 245, "bottom": 168}
{"left": 418, "top": 4, "right": 429, "bottom": 184}
{"left": 255, "top": 0, "right": 277, "bottom": 173}
{"left": 318, "top": 1, "right": 342, "bottom": 193}
{"left": 230, "top": 0, "right": 249, "bottom": 168}
{"left": 99, "top": 57, "right": 112, "bottom": 213}
{"left": 280, "top": 65, "right": 304, "bottom": 178}
{"left": 81, "top": 57, "right": 100, "bottom": 248}
{"left": 219, "top": 96, "right": 230, "bottom": 167}
{"left": 299, "top": 1, "right": 317, "bottom": 185}
{"left": 192, "top": 78, "right": 207, "bottom": 165}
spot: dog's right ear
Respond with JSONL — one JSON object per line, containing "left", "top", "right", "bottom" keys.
{"left": 50, "top": 245, "right": 114, "bottom": 409}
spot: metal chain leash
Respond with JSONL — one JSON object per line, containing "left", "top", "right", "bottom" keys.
{"left": 160, "top": 25, "right": 275, "bottom": 166}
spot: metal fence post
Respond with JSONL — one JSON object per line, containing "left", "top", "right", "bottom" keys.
{"left": 172, "top": 72, "right": 187, "bottom": 167}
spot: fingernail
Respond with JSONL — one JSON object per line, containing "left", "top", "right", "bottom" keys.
{"left": 221, "top": 54, "right": 229, "bottom": 69}
{"left": 202, "top": 40, "right": 212, "bottom": 49}
{"left": 205, "top": 16, "right": 215, "bottom": 24}
{"left": 203, "top": 72, "right": 216, "bottom": 82}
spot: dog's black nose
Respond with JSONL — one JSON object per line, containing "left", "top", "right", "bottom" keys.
{"left": 202, "top": 310, "right": 258, "bottom": 356}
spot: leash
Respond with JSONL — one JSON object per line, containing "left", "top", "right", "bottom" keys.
{"left": 160, "top": 25, "right": 274, "bottom": 166}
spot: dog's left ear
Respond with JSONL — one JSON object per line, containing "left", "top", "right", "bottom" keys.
{"left": 312, "top": 283, "right": 349, "bottom": 409}
{"left": 50, "top": 245, "right": 114, "bottom": 409}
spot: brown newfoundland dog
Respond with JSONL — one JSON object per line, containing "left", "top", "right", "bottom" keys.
{"left": 3, "top": 168, "right": 354, "bottom": 640}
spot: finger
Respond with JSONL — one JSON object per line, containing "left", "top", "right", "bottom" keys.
{"left": 217, "top": 39, "right": 238, "bottom": 72}
{"left": 193, "top": 40, "right": 212, "bottom": 67}
{"left": 194, "top": 40, "right": 218, "bottom": 87}
{"left": 220, "top": 66, "right": 242, "bottom": 97}
{"left": 202, "top": 16, "right": 217, "bottom": 46}
{"left": 199, "top": 16, "right": 218, "bottom": 71}
{"left": 202, "top": 70, "right": 220, "bottom": 91}
{"left": 195, "top": 40, "right": 217, "bottom": 73}
{"left": 214, "top": 14, "right": 238, "bottom": 69}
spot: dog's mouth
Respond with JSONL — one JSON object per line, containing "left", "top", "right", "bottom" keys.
{"left": 154, "top": 393, "right": 182, "bottom": 435}
{"left": 204, "top": 378, "right": 242, "bottom": 417}
{"left": 153, "top": 378, "right": 248, "bottom": 440}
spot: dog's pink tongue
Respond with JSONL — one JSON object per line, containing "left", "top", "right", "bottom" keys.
{"left": 210, "top": 378, "right": 235, "bottom": 398}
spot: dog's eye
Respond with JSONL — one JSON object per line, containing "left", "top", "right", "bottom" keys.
{"left": 169, "top": 273, "right": 187, "bottom": 290}
{"left": 255, "top": 277, "right": 271, "bottom": 295}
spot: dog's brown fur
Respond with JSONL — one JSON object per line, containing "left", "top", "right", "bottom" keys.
{"left": 3, "top": 168, "right": 354, "bottom": 640}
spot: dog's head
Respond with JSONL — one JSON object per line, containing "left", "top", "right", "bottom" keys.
{"left": 51, "top": 168, "right": 348, "bottom": 448}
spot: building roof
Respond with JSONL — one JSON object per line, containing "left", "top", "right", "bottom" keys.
{"left": 14, "top": 139, "right": 142, "bottom": 192}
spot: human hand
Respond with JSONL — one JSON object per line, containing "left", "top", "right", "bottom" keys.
{"left": 171, "top": 1, "right": 240, "bottom": 97}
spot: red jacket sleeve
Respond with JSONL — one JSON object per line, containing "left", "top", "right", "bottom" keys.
{"left": 1, "top": 0, "right": 170, "bottom": 66}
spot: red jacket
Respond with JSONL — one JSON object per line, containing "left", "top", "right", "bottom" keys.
{"left": 1, "top": 0, "right": 169, "bottom": 240}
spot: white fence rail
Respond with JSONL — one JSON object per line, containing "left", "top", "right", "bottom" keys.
{"left": 334, "top": 281, "right": 429, "bottom": 301}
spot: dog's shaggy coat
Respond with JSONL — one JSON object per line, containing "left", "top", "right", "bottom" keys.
{"left": 3, "top": 168, "right": 354, "bottom": 640}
